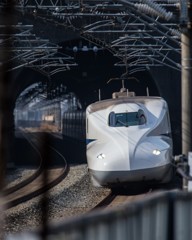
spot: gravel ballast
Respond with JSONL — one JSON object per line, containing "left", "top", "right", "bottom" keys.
{"left": 4, "top": 164, "right": 110, "bottom": 235}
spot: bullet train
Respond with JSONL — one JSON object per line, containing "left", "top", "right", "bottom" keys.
{"left": 86, "top": 88, "right": 173, "bottom": 187}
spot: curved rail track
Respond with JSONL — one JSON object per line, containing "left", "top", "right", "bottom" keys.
{"left": 3, "top": 130, "right": 69, "bottom": 209}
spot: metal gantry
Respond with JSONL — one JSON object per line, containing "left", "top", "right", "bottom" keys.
{"left": 2, "top": 0, "right": 181, "bottom": 74}
{"left": 0, "top": 22, "right": 77, "bottom": 76}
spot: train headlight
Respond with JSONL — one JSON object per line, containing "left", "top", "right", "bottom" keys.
{"left": 97, "top": 153, "right": 106, "bottom": 159}
{"left": 153, "top": 149, "right": 161, "bottom": 155}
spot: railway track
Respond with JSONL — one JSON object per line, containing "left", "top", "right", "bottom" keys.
{"left": 92, "top": 185, "right": 153, "bottom": 211}
{"left": 91, "top": 191, "right": 116, "bottom": 210}
{"left": 91, "top": 176, "right": 182, "bottom": 211}
{"left": 3, "top": 130, "right": 69, "bottom": 209}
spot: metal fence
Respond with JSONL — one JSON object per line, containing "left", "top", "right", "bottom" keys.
{"left": 6, "top": 190, "right": 192, "bottom": 240}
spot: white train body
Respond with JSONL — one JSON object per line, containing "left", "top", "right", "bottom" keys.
{"left": 86, "top": 92, "right": 173, "bottom": 187}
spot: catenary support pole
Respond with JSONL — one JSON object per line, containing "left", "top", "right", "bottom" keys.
{"left": 181, "top": 0, "right": 192, "bottom": 155}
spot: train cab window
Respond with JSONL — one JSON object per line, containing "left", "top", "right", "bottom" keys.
{"left": 109, "top": 109, "right": 146, "bottom": 127}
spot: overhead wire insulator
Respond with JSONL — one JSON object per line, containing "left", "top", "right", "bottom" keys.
{"left": 141, "top": 0, "right": 173, "bottom": 21}
{"left": 170, "top": 28, "right": 181, "bottom": 38}
{"left": 135, "top": 3, "right": 161, "bottom": 17}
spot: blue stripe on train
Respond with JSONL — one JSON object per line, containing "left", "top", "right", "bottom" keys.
{"left": 86, "top": 139, "right": 96, "bottom": 145}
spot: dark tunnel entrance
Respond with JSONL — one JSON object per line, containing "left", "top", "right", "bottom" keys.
{"left": 54, "top": 43, "right": 160, "bottom": 106}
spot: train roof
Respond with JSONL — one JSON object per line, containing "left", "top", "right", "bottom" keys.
{"left": 87, "top": 96, "right": 166, "bottom": 113}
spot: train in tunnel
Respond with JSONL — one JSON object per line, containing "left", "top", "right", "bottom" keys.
{"left": 15, "top": 97, "right": 86, "bottom": 136}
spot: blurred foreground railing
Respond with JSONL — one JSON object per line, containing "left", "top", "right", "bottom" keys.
{"left": 5, "top": 190, "right": 192, "bottom": 240}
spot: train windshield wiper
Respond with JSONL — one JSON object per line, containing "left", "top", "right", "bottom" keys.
{"left": 117, "top": 119, "right": 129, "bottom": 127}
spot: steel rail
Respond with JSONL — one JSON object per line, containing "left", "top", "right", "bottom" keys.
{"left": 3, "top": 129, "right": 43, "bottom": 196}
{"left": 3, "top": 131, "right": 69, "bottom": 209}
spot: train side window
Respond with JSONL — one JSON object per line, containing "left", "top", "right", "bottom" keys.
{"left": 109, "top": 112, "right": 116, "bottom": 127}
{"left": 137, "top": 109, "right": 146, "bottom": 125}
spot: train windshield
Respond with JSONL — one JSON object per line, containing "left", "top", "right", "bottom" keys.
{"left": 109, "top": 110, "right": 146, "bottom": 127}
